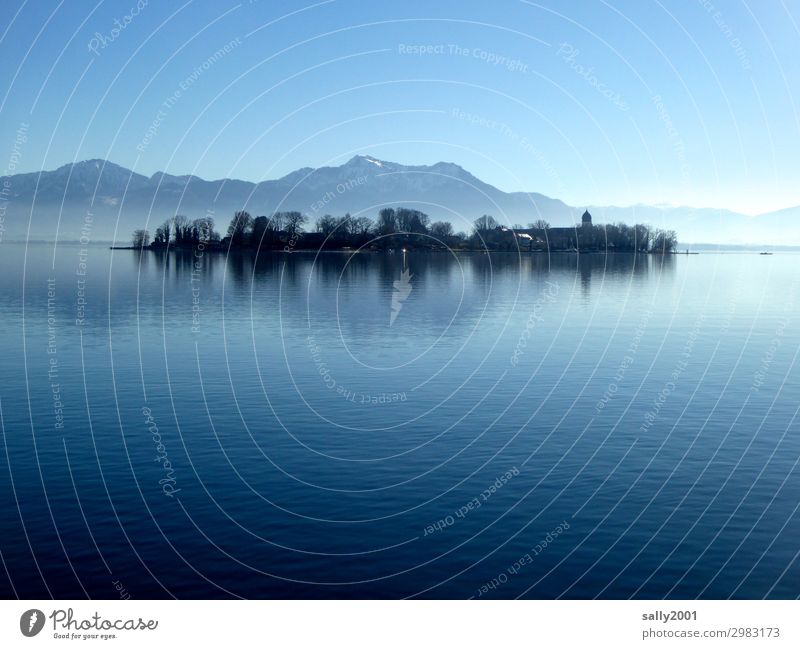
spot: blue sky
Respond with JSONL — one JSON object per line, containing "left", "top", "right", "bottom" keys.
{"left": 1, "top": 0, "right": 798, "bottom": 214}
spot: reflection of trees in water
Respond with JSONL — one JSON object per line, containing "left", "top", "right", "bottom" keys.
{"left": 131, "top": 246, "right": 150, "bottom": 274}
{"left": 146, "top": 249, "right": 674, "bottom": 297}
{"left": 577, "top": 252, "right": 674, "bottom": 296}
{"left": 304, "top": 251, "right": 468, "bottom": 289}
{"left": 223, "top": 248, "right": 303, "bottom": 287}
{"left": 309, "top": 252, "right": 370, "bottom": 288}
{"left": 224, "top": 249, "right": 252, "bottom": 285}
{"left": 134, "top": 249, "right": 676, "bottom": 340}
{"left": 460, "top": 251, "right": 672, "bottom": 292}
{"left": 147, "top": 247, "right": 220, "bottom": 286}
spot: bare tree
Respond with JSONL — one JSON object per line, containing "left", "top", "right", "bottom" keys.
{"left": 154, "top": 218, "right": 172, "bottom": 245}
{"left": 376, "top": 208, "right": 397, "bottom": 236}
{"left": 250, "top": 216, "right": 270, "bottom": 247}
{"left": 227, "top": 211, "right": 253, "bottom": 246}
{"left": 269, "top": 212, "right": 285, "bottom": 233}
{"left": 336, "top": 213, "right": 356, "bottom": 238}
{"left": 634, "top": 224, "right": 651, "bottom": 252}
{"left": 315, "top": 214, "right": 338, "bottom": 238}
{"left": 529, "top": 219, "right": 550, "bottom": 229}
{"left": 473, "top": 214, "right": 498, "bottom": 235}
{"left": 191, "top": 217, "right": 215, "bottom": 244}
{"left": 650, "top": 228, "right": 678, "bottom": 253}
{"left": 430, "top": 221, "right": 454, "bottom": 241}
{"left": 282, "top": 211, "right": 307, "bottom": 236}
{"left": 351, "top": 216, "right": 373, "bottom": 239}
{"left": 172, "top": 215, "right": 191, "bottom": 246}
{"left": 396, "top": 208, "right": 429, "bottom": 233}
{"left": 131, "top": 229, "right": 150, "bottom": 248}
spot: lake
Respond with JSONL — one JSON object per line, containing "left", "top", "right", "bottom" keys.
{"left": 0, "top": 243, "right": 798, "bottom": 599}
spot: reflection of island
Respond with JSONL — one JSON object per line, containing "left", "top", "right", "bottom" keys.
{"left": 145, "top": 245, "right": 674, "bottom": 294}
{"left": 125, "top": 208, "right": 679, "bottom": 254}
{"left": 138, "top": 247, "right": 675, "bottom": 367}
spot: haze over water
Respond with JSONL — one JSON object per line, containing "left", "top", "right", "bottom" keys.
{"left": 0, "top": 243, "right": 798, "bottom": 598}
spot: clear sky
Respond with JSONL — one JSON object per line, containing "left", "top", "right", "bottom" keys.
{"left": 1, "top": 0, "right": 798, "bottom": 214}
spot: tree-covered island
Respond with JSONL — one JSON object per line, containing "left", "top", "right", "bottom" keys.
{"left": 129, "top": 208, "right": 678, "bottom": 254}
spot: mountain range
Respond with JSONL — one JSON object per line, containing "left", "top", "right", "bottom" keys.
{"left": 0, "top": 155, "right": 796, "bottom": 244}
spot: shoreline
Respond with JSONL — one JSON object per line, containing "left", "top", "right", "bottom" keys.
{"left": 109, "top": 246, "right": 698, "bottom": 255}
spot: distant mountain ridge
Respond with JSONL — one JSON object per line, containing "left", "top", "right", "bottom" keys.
{"left": 0, "top": 156, "right": 795, "bottom": 244}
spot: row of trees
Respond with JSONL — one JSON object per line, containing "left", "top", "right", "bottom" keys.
{"left": 226, "top": 211, "right": 308, "bottom": 247}
{"left": 131, "top": 208, "right": 467, "bottom": 250}
{"left": 475, "top": 214, "right": 677, "bottom": 253}
{"left": 132, "top": 212, "right": 306, "bottom": 249}
{"left": 131, "top": 209, "right": 677, "bottom": 253}
{"left": 649, "top": 228, "right": 679, "bottom": 253}
{"left": 156, "top": 215, "right": 218, "bottom": 246}
{"left": 333, "top": 208, "right": 464, "bottom": 249}
{"left": 132, "top": 216, "right": 222, "bottom": 249}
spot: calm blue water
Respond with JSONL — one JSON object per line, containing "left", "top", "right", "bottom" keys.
{"left": 0, "top": 243, "right": 798, "bottom": 599}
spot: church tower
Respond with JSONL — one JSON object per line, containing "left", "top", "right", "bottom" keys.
{"left": 581, "top": 210, "right": 592, "bottom": 227}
